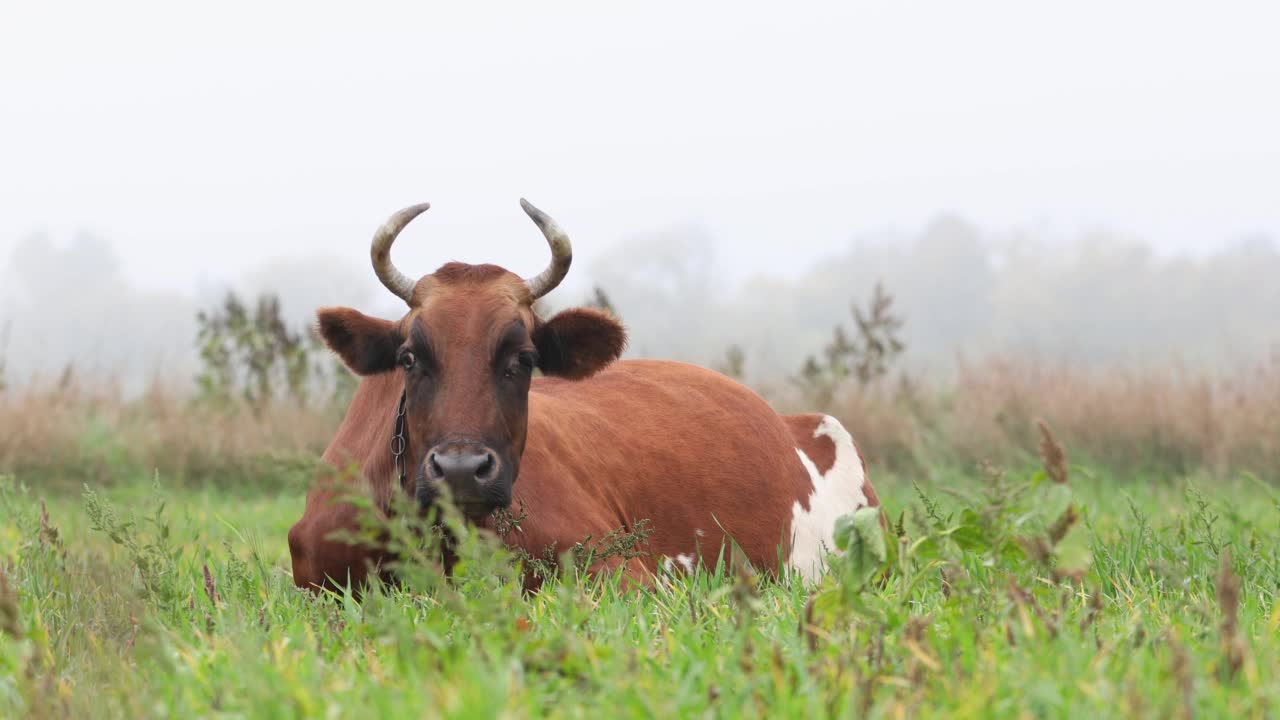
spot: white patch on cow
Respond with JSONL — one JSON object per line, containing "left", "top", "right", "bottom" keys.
{"left": 788, "top": 415, "right": 870, "bottom": 583}
{"left": 676, "top": 553, "right": 695, "bottom": 573}
{"left": 660, "top": 554, "right": 697, "bottom": 575}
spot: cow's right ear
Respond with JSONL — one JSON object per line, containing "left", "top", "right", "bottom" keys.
{"left": 316, "top": 307, "right": 402, "bottom": 375}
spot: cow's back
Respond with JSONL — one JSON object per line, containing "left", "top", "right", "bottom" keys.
{"left": 507, "top": 360, "right": 878, "bottom": 580}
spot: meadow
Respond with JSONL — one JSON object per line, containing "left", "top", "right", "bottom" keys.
{"left": 0, "top": 426, "right": 1277, "bottom": 718}
{"left": 1, "top": 298, "right": 1278, "bottom": 718}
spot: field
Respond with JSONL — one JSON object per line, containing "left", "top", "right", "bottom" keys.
{"left": 1, "top": 338, "right": 1278, "bottom": 718}
{"left": 2, "top": 434, "right": 1278, "bottom": 718}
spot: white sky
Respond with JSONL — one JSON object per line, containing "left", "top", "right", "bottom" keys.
{"left": 2, "top": 1, "right": 1278, "bottom": 295}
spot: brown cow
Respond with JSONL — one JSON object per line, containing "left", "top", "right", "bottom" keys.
{"left": 288, "top": 200, "right": 882, "bottom": 592}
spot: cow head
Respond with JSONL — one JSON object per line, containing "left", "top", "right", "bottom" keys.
{"left": 316, "top": 200, "right": 626, "bottom": 521}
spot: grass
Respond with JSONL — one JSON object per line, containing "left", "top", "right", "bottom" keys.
{"left": 1, "top": 447, "right": 1278, "bottom": 718}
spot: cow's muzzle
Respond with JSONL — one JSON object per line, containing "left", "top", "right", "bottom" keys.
{"left": 417, "top": 442, "right": 511, "bottom": 519}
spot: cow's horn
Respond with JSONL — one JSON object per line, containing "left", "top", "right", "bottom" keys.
{"left": 520, "top": 198, "right": 573, "bottom": 300}
{"left": 370, "top": 203, "right": 431, "bottom": 304}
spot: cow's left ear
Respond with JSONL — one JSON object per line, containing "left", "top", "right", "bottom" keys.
{"left": 533, "top": 308, "right": 627, "bottom": 380}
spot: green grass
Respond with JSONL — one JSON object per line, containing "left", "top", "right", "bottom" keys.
{"left": 1, "top": 463, "right": 1278, "bottom": 719}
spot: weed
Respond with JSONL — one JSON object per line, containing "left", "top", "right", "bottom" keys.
{"left": 82, "top": 482, "right": 185, "bottom": 614}
{"left": 195, "top": 290, "right": 354, "bottom": 412}
{"left": 791, "top": 280, "right": 906, "bottom": 409}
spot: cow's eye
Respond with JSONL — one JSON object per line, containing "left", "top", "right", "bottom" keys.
{"left": 399, "top": 351, "right": 416, "bottom": 371}
{"left": 504, "top": 352, "right": 536, "bottom": 380}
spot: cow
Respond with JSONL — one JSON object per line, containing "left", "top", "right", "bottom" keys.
{"left": 287, "top": 200, "right": 883, "bottom": 593}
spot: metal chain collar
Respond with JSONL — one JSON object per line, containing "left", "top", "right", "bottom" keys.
{"left": 390, "top": 390, "right": 407, "bottom": 487}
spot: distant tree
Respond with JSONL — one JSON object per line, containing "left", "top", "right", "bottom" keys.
{"left": 2, "top": 232, "right": 196, "bottom": 395}
{"left": 589, "top": 226, "right": 717, "bottom": 361}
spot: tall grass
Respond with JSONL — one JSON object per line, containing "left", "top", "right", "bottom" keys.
{"left": 0, "top": 376, "right": 341, "bottom": 491}
{"left": 797, "top": 353, "right": 1280, "bottom": 478}
{"left": 2, "top": 355, "right": 1277, "bottom": 489}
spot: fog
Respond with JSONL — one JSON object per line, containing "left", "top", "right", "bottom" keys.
{"left": 5, "top": 219, "right": 1277, "bottom": 393}
{"left": 3, "top": 2, "right": 1279, "bottom": 390}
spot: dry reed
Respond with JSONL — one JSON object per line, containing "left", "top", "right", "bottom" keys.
{"left": 2, "top": 353, "right": 1277, "bottom": 488}
{"left": 0, "top": 375, "right": 341, "bottom": 489}
{"left": 781, "top": 353, "right": 1280, "bottom": 478}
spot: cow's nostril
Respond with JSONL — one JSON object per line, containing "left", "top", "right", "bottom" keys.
{"left": 428, "top": 447, "right": 499, "bottom": 489}
{"left": 476, "top": 452, "right": 496, "bottom": 481}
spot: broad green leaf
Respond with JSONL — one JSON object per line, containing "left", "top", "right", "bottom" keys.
{"left": 949, "top": 523, "right": 989, "bottom": 553}
{"left": 1039, "top": 483, "right": 1073, "bottom": 529}
{"left": 1055, "top": 523, "right": 1092, "bottom": 572}
{"left": 832, "top": 506, "right": 887, "bottom": 588}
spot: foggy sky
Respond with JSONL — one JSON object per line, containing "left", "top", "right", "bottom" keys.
{"left": 4, "top": 1, "right": 1279, "bottom": 304}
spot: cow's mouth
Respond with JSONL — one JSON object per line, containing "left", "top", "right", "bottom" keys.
{"left": 415, "top": 480, "right": 509, "bottom": 523}
{"left": 454, "top": 500, "right": 501, "bottom": 521}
